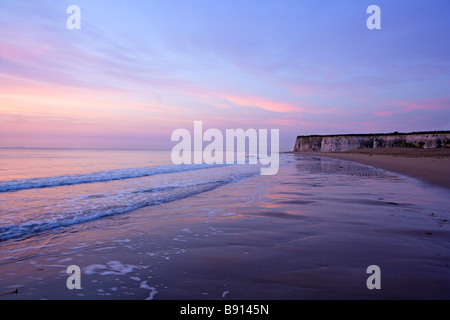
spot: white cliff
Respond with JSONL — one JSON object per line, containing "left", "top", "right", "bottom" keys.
{"left": 293, "top": 131, "right": 450, "bottom": 152}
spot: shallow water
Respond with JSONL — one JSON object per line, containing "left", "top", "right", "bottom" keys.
{"left": 0, "top": 149, "right": 257, "bottom": 241}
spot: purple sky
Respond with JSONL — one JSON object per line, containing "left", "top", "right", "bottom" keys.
{"left": 1, "top": 0, "right": 449, "bottom": 150}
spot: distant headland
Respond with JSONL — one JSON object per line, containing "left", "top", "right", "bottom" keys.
{"left": 293, "top": 131, "right": 450, "bottom": 153}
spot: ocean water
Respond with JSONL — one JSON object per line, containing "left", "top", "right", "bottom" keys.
{"left": 0, "top": 148, "right": 258, "bottom": 242}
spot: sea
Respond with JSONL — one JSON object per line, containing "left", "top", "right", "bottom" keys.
{"left": 0, "top": 148, "right": 260, "bottom": 242}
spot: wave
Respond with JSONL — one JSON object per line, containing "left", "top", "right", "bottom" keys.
{"left": 0, "top": 163, "right": 228, "bottom": 193}
{"left": 0, "top": 169, "right": 258, "bottom": 242}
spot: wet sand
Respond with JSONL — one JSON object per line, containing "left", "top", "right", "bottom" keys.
{"left": 297, "top": 148, "right": 450, "bottom": 189}
{"left": 0, "top": 153, "right": 449, "bottom": 300}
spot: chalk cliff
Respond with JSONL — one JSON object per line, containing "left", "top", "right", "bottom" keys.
{"left": 293, "top": 131, "right": 450, "bottom": 152}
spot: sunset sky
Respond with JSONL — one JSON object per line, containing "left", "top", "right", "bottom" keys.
{"left": 1, "top": 0, "right": 449, "bottom": 151}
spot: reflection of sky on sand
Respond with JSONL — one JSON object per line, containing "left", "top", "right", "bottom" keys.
{"left": 0, "top": 153, "right": 449, "bottom": 299}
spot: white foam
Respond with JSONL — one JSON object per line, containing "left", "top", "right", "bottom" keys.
{"left": 84, "top": 261, "right": 148, "bottom": 276}
{"left": 0, "top": 163, "right": 229, "bottom": 193}
{"left": 221, "top": 213, "right": 237, "bottom": 217}
{"left": 140, "top": 281, "right": 158, "bottom": 300}
{"left": 0, "top": 165, "right": 259, "bottom": 242}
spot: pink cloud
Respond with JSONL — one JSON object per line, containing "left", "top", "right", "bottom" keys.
{"left": 398, "top": 97, "right": 449, "bottom": 112}
{"left": 177, "top": 84, "right": 338, "bottom": 115}
{"left": 218, "top": 94, "right": 298, "bottom": 113}
{"left": 373, "top": 111, "right": 398, "bottom": 117}
{"left": 374, "top": 97, "right": 450, "bottom": 117}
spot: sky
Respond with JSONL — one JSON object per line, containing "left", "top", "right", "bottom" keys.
{"left": 0, "top": 0, "right": 449, "bottom": 151}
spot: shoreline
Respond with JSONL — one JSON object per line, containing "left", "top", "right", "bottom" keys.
{"left": 293, "top": 148, "right": 450, "bottom": 189}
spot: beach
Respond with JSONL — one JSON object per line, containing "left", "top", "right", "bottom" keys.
{"left": 0, "top": 149, "right": 449, "bottom": 300}
{"left": 298, "top": 148, "right": 450, "bottom": 189}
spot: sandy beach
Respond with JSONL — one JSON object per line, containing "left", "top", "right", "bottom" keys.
{"left": 297, "top": 148, "right": 450, "bottom": 189}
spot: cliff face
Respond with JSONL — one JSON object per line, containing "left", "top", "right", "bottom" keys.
{"left": 293, "top": 131, "right": 450, "bottom": 152}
